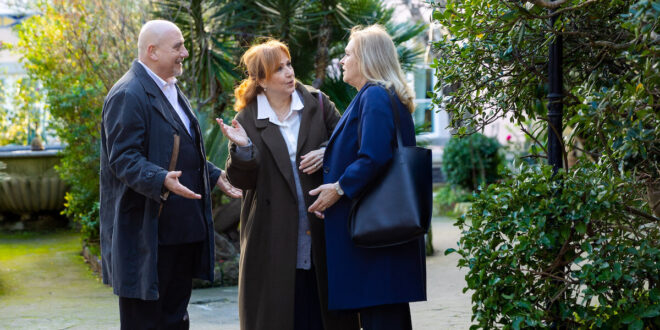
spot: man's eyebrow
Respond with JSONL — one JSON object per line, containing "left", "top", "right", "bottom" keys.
{"left": 173, "top": 41, "right": 184, "bottom": 48}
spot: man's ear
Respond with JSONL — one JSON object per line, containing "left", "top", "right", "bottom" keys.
{"left": 147, "top": 44, "right": 158, "bottom": 61}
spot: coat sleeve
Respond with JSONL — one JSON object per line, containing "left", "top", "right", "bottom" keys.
{"left": 224, "top": 116, "right": 259, "bottom": 190}
{"left": 103, "top": 89, "right": 168, "bottom": 202}
{"left": 337, "top": 86, "right": 396, "bottom": 199}
{"left": 206, "top": 160, "right": 222, "bottom": 190}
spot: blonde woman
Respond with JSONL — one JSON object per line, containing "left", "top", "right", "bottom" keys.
{"left": 217, "top": 40, "right": 359, "bottom": 330}
{"left": 309, "top": 25, "right": 426, "bottom": 329}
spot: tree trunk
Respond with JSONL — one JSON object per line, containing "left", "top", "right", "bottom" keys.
{"left": 312, "top": 15, "right": 331, "bottom": 89}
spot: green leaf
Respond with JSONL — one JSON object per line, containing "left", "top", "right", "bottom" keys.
{"left": 630, "top": 319, "right": 643, "bottom": 330}
{"left": 512, "top": 316, "right": 523, "bottom": 330}
{"left": 500, "top": 10, "right": 517, "bottom": 22}
{"left": 641, "top": 306, "right": 660, "bottom": 318}
{"left": 516, "top": 301, "right": 532, "bottom": 311}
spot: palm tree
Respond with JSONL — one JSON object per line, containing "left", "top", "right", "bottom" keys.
{"left": 152, "top": 0, "right": 426, "bottom": 160}
{"left": 151, "top": 0, "right": 248, "bottom": 165}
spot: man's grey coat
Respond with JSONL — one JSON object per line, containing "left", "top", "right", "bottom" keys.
{"left": 100, "top": 61, "right": 221, "bottom": 300}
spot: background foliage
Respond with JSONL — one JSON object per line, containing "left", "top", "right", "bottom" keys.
{"left": 152, "top": 0, "right": 425, "bottom": 119}
{"left": 451, "top": 163, "right": 659, "bottom": 328}
{"left": 432, "top": 184, "right": 471, "bottom": 217}
{"left": 0, "top": 77, "right": 50, "bottom": 146}
{"left": 442, "top": 133, "right": 502, "bottom": 191}
{"left": 12, "top": 0, "right": 147, "bottom": 243}
{"left": 433, "top": 0, "right": 659, "bottom": 327}
{"left": 9, "top": 0, "right": 425, "bottom": 247}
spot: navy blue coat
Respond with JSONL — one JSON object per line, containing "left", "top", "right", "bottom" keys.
{"left": 99, "top": 61, "right": 221, "bottom": 300}
{"left": 322, "top": 83, "right": 427, "bottom": 310}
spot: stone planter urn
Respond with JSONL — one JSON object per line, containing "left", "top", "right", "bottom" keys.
{"left": 0, "top": 145, "right": 67, "bottom": 214}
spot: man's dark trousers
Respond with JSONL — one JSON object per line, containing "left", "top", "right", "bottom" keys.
{"left": 118, "top": 242, "right": 201, "bottom": 330}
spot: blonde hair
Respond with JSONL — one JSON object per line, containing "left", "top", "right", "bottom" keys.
{"left": 234, "top": 40, "right": 291, "bottom": 111}
{"left": 349, "top": 25, "right": 415, "bottom": 113}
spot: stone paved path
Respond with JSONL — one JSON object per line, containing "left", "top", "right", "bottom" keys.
{"left": 0, "top": 217, "right": 471, "bottom": 329}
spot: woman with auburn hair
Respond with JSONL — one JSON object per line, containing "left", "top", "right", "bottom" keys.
{"left": 217, "top": 40, "right": 359, "bottom": 330}
{"left": 308, "top": 25, "right": 427, "bottom": 329}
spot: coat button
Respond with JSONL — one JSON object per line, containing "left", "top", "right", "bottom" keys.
{"left": 323, "top": 166, "right": 329, "bottom": 174}
{"left": 306, "top": 230, "right": 311, "bottom": 235}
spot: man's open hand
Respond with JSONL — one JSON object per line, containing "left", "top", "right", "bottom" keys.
{"left": 163, "top": 171, "right": 201, "bottom": 199}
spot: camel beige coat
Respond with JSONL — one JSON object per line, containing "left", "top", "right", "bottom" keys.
{"left": 226, "top": 83, "right": 359, "bottom": 330}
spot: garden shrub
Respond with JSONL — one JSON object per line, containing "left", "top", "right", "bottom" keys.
{"left": 442, "top": 133, "right": 502, "bottom": 191}
{"left": 433, "top": 0, "right": 660, "bottom": 325}
{"left": 12, "top": 0, "right": 146, "bottom": 245}
{"left": 433, "top": 184, "right": 471, "bottom": 217}
{"left": 450, "top": 163, "right": 660, "bottom": 328}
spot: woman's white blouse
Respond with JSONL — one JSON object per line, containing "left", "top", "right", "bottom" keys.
{"left": 256, "top": 91, "right": 304, "bottom": 162}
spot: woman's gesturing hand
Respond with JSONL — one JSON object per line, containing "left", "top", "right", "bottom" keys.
{"left": 308, "top": 183, "right": 341, "bottom": 219}
{"left": 299, "top": 148, "right": 325, "bottom": 174}
{"left": 216, "top": 170, "right": 242, "bottom": 198}
{"left": 216, "top": 118, "right": 250, "bottom": 147}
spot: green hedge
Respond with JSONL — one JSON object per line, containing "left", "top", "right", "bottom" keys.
{"left": 442, "top": 133, "right": 502, "bottom": 191}
{"left": 449, "top": 163, "right": 660, "bottom": 328}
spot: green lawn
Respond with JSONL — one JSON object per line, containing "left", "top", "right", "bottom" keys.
{"left": 0, "top": 230, "right": 118, "bottom": 328}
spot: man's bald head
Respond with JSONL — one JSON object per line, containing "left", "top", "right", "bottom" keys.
{"left": 137, "top": 20, "right": 188, "bottom": 81}
{"left": 138, "top": 20, "right": 180, "bottom": 59}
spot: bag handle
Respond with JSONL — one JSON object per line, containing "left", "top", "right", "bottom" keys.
{"left": 158, "top": 133, "right": 180, "bottom": 217}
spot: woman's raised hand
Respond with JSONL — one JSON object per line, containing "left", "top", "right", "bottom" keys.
{"left": 216, "top": 118, "right": 250, "bottom": 147}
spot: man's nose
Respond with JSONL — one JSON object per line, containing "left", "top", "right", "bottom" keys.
{"left": 182, "top": 46, "right": 189, "bottom": 58}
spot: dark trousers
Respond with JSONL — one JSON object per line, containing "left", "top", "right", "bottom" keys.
{"left": 294, "top": 268, "right": 324, "bottom": 330}
{"left": 359, "top": 303, "right": 412, "bottom": 330}
{"left": 119, "top": 242, "right": 201, "bottom": 330}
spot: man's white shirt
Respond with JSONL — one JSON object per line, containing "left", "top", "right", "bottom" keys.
{"left": 138, "top": 61, "right": 191, "bottom": 136}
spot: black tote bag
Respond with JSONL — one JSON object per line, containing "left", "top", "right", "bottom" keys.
{"left": 348, "top": 87, "right": 433, "bottom": 248}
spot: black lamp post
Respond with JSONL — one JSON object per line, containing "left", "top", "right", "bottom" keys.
{"left": 547, "top": 4, "right": 565, "bottom": 324}
{"left": 548, "top": 8, "right": 563, "bottom": 172}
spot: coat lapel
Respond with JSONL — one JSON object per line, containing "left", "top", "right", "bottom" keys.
{"left": 325, "top": 103, "right": 352, "bottom": 154}
{"left": 326, "top": 83, "right": 372, "bottom": 150}
{"left": 256, "top": 118, "right": 297, "bottom": 199}
{"left": 175, "top": 86, "right": 201, "bottom": 140}
{"left": 132, "top": 61, "right": 182, "bottom": 134}
{"left": 295, "top": 85, "right": 313, "bottom": 156}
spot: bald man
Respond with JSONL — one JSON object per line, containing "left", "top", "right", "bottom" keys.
{"left": 100, "top": 20, "right": 240, "bottom": 329}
